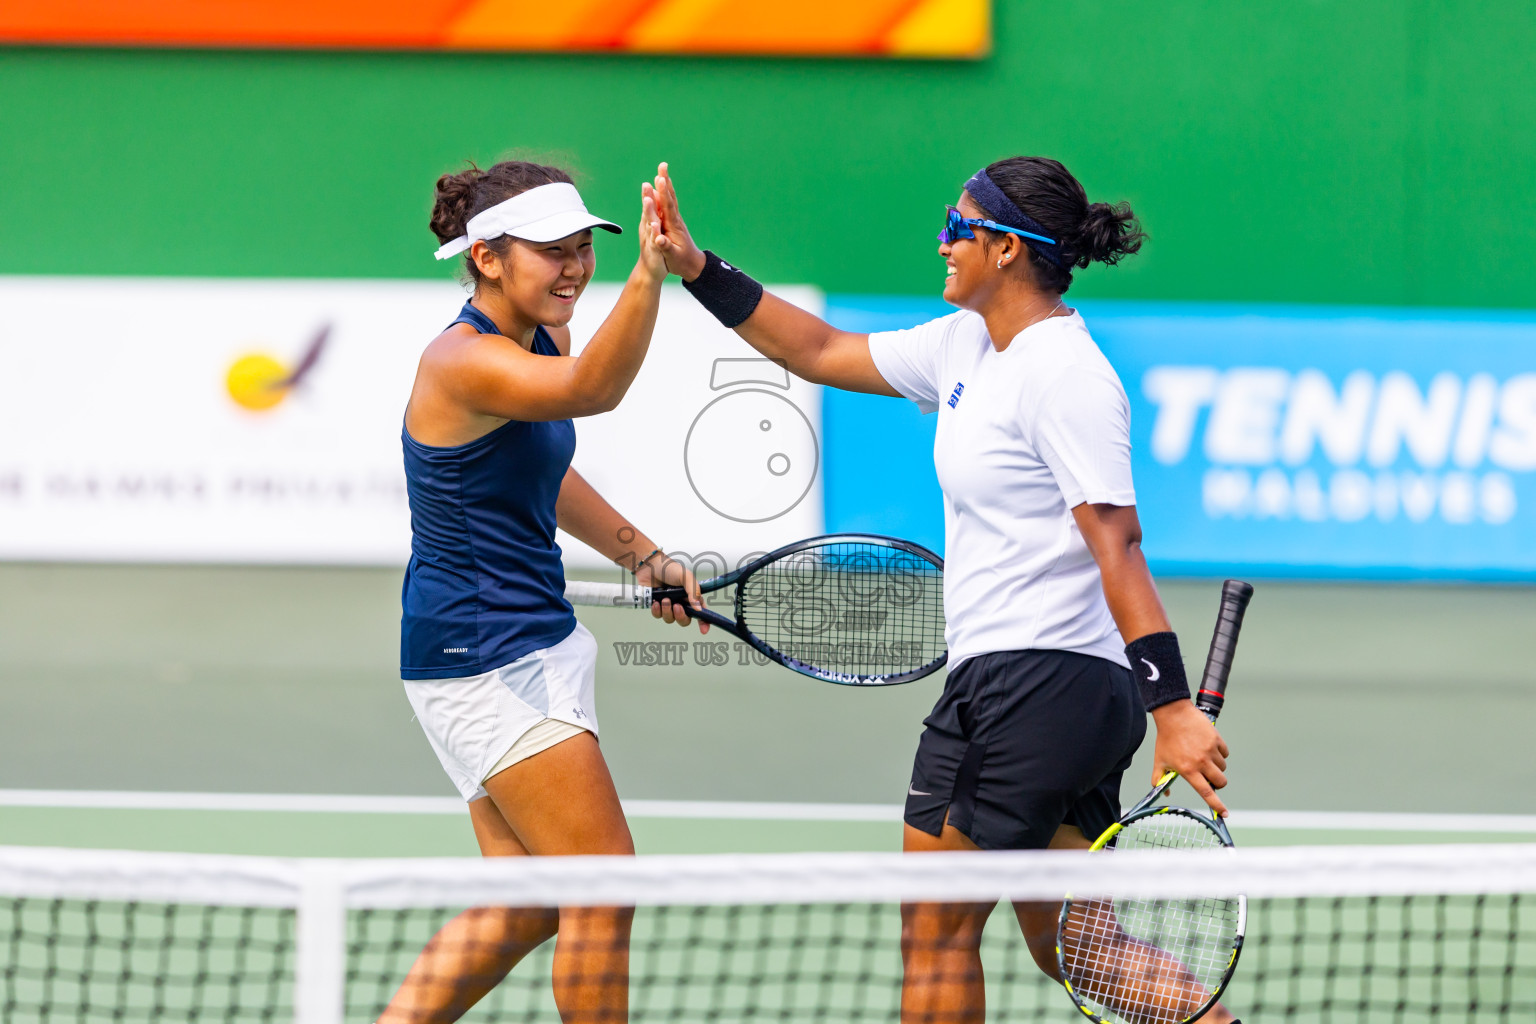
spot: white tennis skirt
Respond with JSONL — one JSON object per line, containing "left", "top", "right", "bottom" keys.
{"left": 402, "top": 622, "right": 599, "bottom": 801}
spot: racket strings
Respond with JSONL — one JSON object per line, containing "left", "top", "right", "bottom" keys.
{"left": 1062, "top": 813, "right": 1241, "bottom": 1023}
{"left": 737, "top": 541, "right": 945, "bottom": 679}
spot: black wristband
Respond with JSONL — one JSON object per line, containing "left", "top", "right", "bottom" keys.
{"left": 682, "top": 250, "right": 764, "bottom": 328}
{"left": 1125, "top": 631, "right": 1191, "bottom": 712}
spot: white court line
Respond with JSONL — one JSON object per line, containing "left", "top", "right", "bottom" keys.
{"left": 0, "top": 790, "right": 893, "bottom": 820}
{"left": 3, "top": 790, "right": 1536, "bottom": 833}
{"left": 1231, "top": 810, "right": 1536, "bottom": 833}
{"left": 626, "top": 800, "right": 899, "bottom": 821}
{"left": 0, "top": 790, "right": 465, "bottom": 814}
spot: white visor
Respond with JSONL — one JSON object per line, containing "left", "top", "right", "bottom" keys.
{"left": 433, "top": 182, "right": 622, "bottom": 260}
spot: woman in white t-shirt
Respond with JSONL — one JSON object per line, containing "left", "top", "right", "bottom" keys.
{"left": 652, "top": 157, "right": 1240, "bottom": 1023}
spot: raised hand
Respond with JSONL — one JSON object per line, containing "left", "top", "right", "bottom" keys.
{"left": 637, "top": 185, "right": 668, "bottom": 284}
{"left": 650, "top": 162, "right": 707, "bottom": 281}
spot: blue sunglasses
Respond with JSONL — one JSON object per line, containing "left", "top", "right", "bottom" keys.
{"left": 938, "top": 205, "right": 1056, "bottom": 247}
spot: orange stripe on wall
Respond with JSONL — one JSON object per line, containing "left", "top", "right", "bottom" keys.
{"left": 621, "top": 0, "right": 723, "bottom": 52}
{"left": 630, "top": 0, "right": 918, "bottom": 54}
{"left": 0, "top": 0, "right": 467, "bottom": 46}
{"left": 0, "top": 0, "right": 989, "bottom": 55}
{"left": 443, "top": 0, "right": 661, "bottom": 49}
{"left": 885, "top": 0, "right": 991, "bottom": 57}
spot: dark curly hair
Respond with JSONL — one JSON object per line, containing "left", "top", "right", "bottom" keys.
{"left": 429, "top": 160, "right": 574, "bottom": 283}
{"left": 971, "top": 156, "right": 1146, "bottom": 294}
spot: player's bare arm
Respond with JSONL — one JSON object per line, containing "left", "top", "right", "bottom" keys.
{"left": 555, "top": 467, "right": 707, "bottom": 631}
{"left": 1072, "top": 501, "right": 1231, "bottom": 817}
{"left": 406, "top": 191, "right": 668, "bottom": 443}
{"left": 649, "top": 163, "right": 899, "bottom": 396}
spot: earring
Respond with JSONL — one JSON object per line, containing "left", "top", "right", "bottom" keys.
{"left": 996, "top": 258, "right": 1007, "bottom": 269}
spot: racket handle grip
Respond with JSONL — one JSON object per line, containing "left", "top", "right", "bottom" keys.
{"left": 564, "top": 580, "right": 654, "bottom": 609}
{"left": 1196, "top": 579, "right": 1254, "bottom": 719}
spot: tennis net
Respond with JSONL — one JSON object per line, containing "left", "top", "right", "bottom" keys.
{"left": 3, "top": 842, "right": 1533, "bottom": 1023}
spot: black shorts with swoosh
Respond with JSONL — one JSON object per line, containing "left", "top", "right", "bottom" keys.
{"left": 904, "top": 648, "right": 1146, "bottom": 851}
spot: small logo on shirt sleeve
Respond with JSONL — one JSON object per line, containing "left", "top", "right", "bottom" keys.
{"left": 947, "top": 381, "right": 966, "bottom": 408}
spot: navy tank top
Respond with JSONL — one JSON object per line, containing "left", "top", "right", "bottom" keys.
{"left": 400, "top": 302, "right": 578, "bottom": 679}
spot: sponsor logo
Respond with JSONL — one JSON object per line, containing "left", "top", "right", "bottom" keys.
{"left": 1144, "top": 367, "right": 1533, "bottom": 524}
{"left": 442, "top": 647, "right": 469, "bottom": 654}
{"left": 225, "top": 323, "right": 330, "bottom": 413}
{"left": 908, "top": 784, "right": 932, "bottom": 797}
{"left": 947, "top": 381, "right": 965, "bottom": 408}
{"left": 1140, "top": 658, "right": 1160, "bottom": 681}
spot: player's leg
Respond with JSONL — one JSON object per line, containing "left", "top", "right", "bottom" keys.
{"left": 377, "top": 797, "right": 560, "bottom": 1023}
{"left": 1046, "top": 893, "right": 1239, "bottom": 1024}
{"left": 1012, "top": 824, "right": 1227, "bottom": 1009}
{"left": 485, "top": 731, "right": 635, "bottom": 1024}
{"left": 1010, "top": 823, "right": 1092, "bottom": 976}
{"left": 899, "top": 651, "right": 1002, "bottom": 1024}
{"left": 900, "top": 820, "right": 994, "bottom": 1024}
{"left": 979, "top": 651, "right": 1140, "bottom": 979}
{"left": 1010, "top": 695, "right": 1239, "bottom": 1024}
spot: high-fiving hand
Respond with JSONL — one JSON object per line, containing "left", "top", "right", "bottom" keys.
{"left": 646, "top": 162, "right": 707, "bottom": 282}
{"left": 636, "top": 186, "right": 669, "bottom": 284}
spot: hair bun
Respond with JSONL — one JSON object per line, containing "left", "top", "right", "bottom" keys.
{"left": 1075, "top": 201, "right": 1145, "bottom": 268}
{"left": 427, "top": 158, "right": 574, "bottom": 283}
{"left": 429, "top": 166, "right": 486, "bottom": 244}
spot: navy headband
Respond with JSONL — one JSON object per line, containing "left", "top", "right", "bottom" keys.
{"left": 963, "top": 169, "right": 1065, "bottom": 270}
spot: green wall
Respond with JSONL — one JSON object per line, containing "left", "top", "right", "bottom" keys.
{"left": 2, "top": 1, "right": 1532, "bottom": 308}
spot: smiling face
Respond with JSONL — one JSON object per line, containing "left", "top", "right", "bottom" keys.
{"left": 940, "top": 192, "right": 1020, "bottom": 312}
{"left": 473, "top": 229, "right": 595, "bottom": 331}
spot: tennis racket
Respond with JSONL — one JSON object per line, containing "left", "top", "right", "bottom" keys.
{"left": 1057, "top": 578, "right": 1255, "bottom": 1024}
{"left": 564, "top": 533, "right": 946, "bottom": 686}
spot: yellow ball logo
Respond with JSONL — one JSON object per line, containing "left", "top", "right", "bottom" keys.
{"left": 223, "top": 324, "right": 331, "bottom": 413}
{"left": 225, "top": 353, "right": 292, "bottom": 412}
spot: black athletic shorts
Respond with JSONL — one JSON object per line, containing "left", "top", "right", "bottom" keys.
{"left": 904, "top": 648, "right": 1146, "bottom": 851}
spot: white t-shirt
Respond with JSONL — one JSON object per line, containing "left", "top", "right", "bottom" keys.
{"left": 868, "top": 309, "right": 1135, "bottom": 669}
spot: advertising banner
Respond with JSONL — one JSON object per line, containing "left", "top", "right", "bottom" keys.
{"left": 0, "top": 0, "right": 989, "bottom": 57}
{"left": 1094, "top": 304, "right": 1536, "bottom": 578}
{"left": 0, "top": 276, "right": 823, "bottom": 570}
{"left": 821, "top": 298, "right": 1536, "bottom": 580}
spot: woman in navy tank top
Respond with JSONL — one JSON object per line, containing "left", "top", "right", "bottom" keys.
{"left": 381, "top": 160, "right": 705, "bottom": 1024}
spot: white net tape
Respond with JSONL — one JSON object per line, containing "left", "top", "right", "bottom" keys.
{"left": 4, "top": 843, "right": 1534, "bottom": 1024}
{"left": 6, "top": 843, "right": 1535, "bottom": 910}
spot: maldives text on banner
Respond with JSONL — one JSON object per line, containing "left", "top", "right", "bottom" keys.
{"left": 820, "top": 298, "right": 1536, "bottom": 580}
{"left": 0, "top": 277, "right": 822, "bottom": 568}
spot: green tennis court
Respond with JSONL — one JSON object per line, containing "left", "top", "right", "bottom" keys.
{"left": 2, "top": 566, "right": 1530, "bottom": 1019}
{"left": 3, "top": 563, "right": 1533, "bottom": 857}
